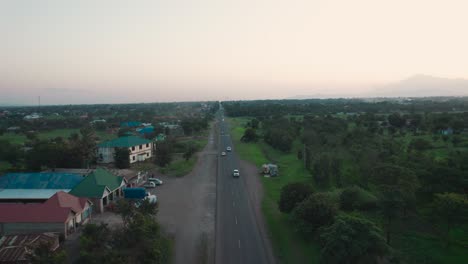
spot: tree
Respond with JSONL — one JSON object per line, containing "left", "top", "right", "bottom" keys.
{"left": 182, "top": 143, "right": 196, "bottom": 161}
{"left": 432, "top": 192, "right": 468, "bottom": 246}
{"left": 155, "top": 141, "right": 173, "bottom": 167}
{"left": 292, "top": 193, "right": 337, "bottom": 236}
{"left": 319, "top": 214, "right": 389, "bottom": 264}
{"left": 387, "top": 113, "right": 406, "bottom": 129}
{"left": 379, "top": 188, "right": 404, "bottom": 245}
{"left": 241, "top": 128, "right": 258, "bottom": 142}
{"left": 313, "top": 153, "right": 341, "bottom": 187}
{"left": 26, "top": 242, "right": 67, "bottom": 264}
{"left": 278, "top": 182, "right": 313, "bottom": 213}
{"left": 114, "top": 147, "right": 130, "bottom": 169}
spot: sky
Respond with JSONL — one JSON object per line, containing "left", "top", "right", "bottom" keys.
{"left": 1, "top": 0, "right": 467, "bottom": 105}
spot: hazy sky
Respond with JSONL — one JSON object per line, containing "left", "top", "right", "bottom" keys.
{"left": 1, "top": 0, "right": 467, "bottom": 105}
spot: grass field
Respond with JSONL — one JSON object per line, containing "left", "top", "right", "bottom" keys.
{"left": 229, "top": 118, "right": 320, "bottom": 264}
{"left": 0, "top": 129, "right": 116, "bottom": 145}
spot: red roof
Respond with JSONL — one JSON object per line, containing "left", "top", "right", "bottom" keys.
{"left": 0, "top": 191, "right": 89, "bottom": 223}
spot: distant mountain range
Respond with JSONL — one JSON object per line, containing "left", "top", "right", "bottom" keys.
{"left": 289, "top": 75, "right": 468, "bottom": 99}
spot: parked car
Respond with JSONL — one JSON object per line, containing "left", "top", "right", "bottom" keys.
{"left": 144, "top": 181, "right": 156, "bottom": 188}
{"left": 148, "top": 178, "right": 163, "bottom": 185}
{"left": 226, "top": 146, "right": 232, "bottom": 151}
{"left": 221, "top": 151, "right": 226, "bottom": 156}
{"left": 233, "top": 169, "right": 240, "bottom": 177}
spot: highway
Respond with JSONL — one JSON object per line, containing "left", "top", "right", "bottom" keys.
{"left": 215, "top": 107, "right": 272, "bottom": 264}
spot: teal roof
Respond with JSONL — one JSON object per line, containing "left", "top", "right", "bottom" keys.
{"left": 98, "top": 136, "right": 152, "bottom": 148}
{"left": 0, "top": 173, "right": 83, "bottom": 189}
{"left": 69, "top": 168, "right": 124, "bottom": 198}
{"left": 0, "top": 189, "right": 70, "bottom": 199}
{"left": 121, "top": 121, "right": 141, "bottom": 128}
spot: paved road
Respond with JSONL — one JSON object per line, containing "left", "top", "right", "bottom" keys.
{"left": 215, "top": 108, "right": 273, "bottom": 264}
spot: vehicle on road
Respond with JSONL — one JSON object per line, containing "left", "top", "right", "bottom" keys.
{"left": 148, "top": 178, "right": 163, "bottom": 185}
{"left": 123, "top": 187, "right": 147, "bottom": 199}
{"left": 226, "top": 146, "right": 232, "bottom": 151}
{"left": 144, "top": 181, "right": 156, "bottom": 188}
{"left": 233, "top": 169, "right": 240, "bottom": 177}
{"left": 135, "top": 193, "right": 158, "bottom": 207}
{"left": 221, "top": 151, "right": 226, "bottom": 156}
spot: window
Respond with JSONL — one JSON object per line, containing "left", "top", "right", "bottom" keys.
{"left": 131, "top": 146, "right": 135, "bottom": 151}
{"left": 146, "top": 143, "right": 149, "bottom": 148}
{"left": 132, "top": 156, "right": 136, "bottom": 161}
{"left": 147, "top": 153, "right": 149, "bottom": 157}
{"left": 139, "top": 145, "right": 142, "bottom": 150}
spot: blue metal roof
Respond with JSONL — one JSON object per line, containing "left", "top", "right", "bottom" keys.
{"left": 0, "top": 189, "right": 70, "bottom": 199}
{"left": 0, "top": 173, "right": 84, "bottom": 189}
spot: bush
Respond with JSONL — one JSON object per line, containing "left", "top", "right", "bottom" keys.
{"left": 278, "top": 182, "right": 313, "bottom": 213}
{"left": 292, "top": 193, "right": 337, "bottom": 236}
{"left": 340, "top": 186, "right": 378, "bottom": 211}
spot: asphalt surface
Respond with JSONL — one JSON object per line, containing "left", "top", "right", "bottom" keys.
{"left": 215, "top": 108, "right": 273, "bottom": 264}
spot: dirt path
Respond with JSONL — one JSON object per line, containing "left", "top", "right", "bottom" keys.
{"left": 155, "top": 126, "right": 217, "bottom": 264}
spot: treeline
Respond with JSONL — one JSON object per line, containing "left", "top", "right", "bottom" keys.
{"left": 223, "top": 98, "right": 468, "bottom": 117}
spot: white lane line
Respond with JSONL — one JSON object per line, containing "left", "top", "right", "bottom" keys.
{"left": 233, "top": 201, "right": 235, "bottom": 207}
{"left": 238, "top": 239, "right": 241, "bottom": 248}
{"left": 235, "top": 216, "right": 238, "bottom": 225}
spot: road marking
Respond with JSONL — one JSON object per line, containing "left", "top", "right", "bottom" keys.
{"left": 233, "top": 201, "right": 235, "bottom": 207}
{"left": 238, "top": 239, "right": 241, "bottom": 248}
{"left": 235, "top": 216, "right": 238, "bottom": 225}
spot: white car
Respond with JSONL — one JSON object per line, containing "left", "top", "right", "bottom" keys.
{"left": 233, "top": 169, "right": 240, "bottom": 177}
{"left": 221, "top": 151, "right": 226, "bottom": 156}
{"left": 148, "top": 178, "right": 163, "bottom": 185}
{"left": 144, "top": 181, "right": 156, "bottom": 188}
{"left": 226, "top": 146, "right": 232, "bottom": 151}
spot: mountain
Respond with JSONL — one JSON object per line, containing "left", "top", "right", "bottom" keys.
{"left": 370, "top": 74, "right": 468, "bottom": 97}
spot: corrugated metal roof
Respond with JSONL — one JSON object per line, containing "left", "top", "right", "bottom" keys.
{"left": 0, "top": 172, "right": 83, "bottom": 189}
{"left": 0, "top": 233, "right": 59, "bottom": 262}
{"left": 0, "top": 189, "right": 71, "bottom": 199}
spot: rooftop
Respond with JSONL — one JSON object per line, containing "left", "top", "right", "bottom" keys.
{"left": 0, "top": 172, "right": 84, "bottom": 189}
{"left": 0, "top": 233, "right": 59, "bottom": 263}
{"left": 0, "top": 189, "right": 71, "bottom": 200}
{"left": 69, "top": 168, "right": 125, "bottom": 198}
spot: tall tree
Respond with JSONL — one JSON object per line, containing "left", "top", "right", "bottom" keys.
{"left": 114, "top": 147, "right": 130, "bottom": 169}
{"left": 319, "top": 214, "right": 389, "bottom": 264}
{"left": 432, "top": 192, "right": 468, "bottom": 246}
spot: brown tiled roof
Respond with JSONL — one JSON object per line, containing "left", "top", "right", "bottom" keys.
{"left": 0, "top": 191, "right": 90, "bottom": 223}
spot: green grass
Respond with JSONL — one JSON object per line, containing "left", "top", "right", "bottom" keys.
{"left": 160, "top": 155, "right": 198, "bottom": 177}
{"left": 0, "top": 133, "right": 27, "bottom": 145}
{"left": 37, "top": 128, "right": 80, "bottom": 140}
{"left": 229, "top": 118, "right": 320, "bottom": 263}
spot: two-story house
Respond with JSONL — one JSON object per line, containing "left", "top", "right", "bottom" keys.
{"left": 97, "top": 136, "right": 153, "bottom": 164}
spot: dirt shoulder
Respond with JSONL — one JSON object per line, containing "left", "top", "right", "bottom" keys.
{"left": 155, "top": 126, "right": 217, "bottom": 264}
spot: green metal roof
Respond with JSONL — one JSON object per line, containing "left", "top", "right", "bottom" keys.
{"left": 69, "top": 168, "right": 124, "bottom": 198}
{"left": 98, "top": 136, "right": 152, "bottom": 148}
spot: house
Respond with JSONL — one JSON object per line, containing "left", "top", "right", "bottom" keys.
{"left": 0, "top": 172, "right": 84, "bottom": 203}
{"left": 0, "top": 191, "right": 92, "bottom": 239}
{"left": 137, "top": 126, "right": 154, "bottom": 135}
{"left": 69, "top": 168, "right": 126, "bottom": 213}
{"left": 23, "top": 113, "right": 41, "bottom": 120}
{"left": 0, "top": 233, "right": 59, "bottom": 263}
{"left": 120, "top": 121, "right": 142, "bottom": 128}
{"left": 97, "top": 136, "right": 153, "bottom": 164}
{"left": 109, "top": 169, "right": 148, "bottom": 188}
{"left": 440, "top": 127, "right": 454, "bottom": 135}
